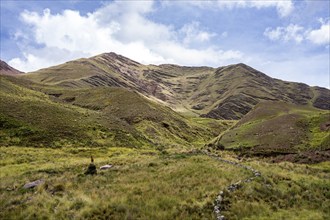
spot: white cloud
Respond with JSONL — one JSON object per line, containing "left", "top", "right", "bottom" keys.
{"left": 180, "top": 22, "right": 216, "bottom": 45}
{"left": 166, "top": 0, "right": 294, "bottom": 17}
{"left": 264, "top": 24, "right": 304, "bottom": 43}
{"left": 264, "top": 19, "right": 330, "bottom": 45}
{"left": 248, "top": 1, "right": 294, "bottom": 17}
{"left": 9, "top": 0, "right": 244, "bottom": 72}
{"left": 306, "top": 19, "right": 330, "bottom": 45}
{"left": 9, "top": 48, "right": 90, "bottom": 72}
{"left": 155, "top": 42, "right": 243, "bottom": 65}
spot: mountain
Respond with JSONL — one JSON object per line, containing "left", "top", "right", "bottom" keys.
{"left": 0, "top": 74, "right": 228, "bottom": 148}
{"left": 22, "top": 52, "right": 330, "bottom": 120}
{"left": 2, "top": 52, "right": 329, "bottom": 158}
{"left": 208, "top": 101, "right": 330, "bottom": 163}
{"left": 0, "top": 60, "right": 23, "bottom": 75}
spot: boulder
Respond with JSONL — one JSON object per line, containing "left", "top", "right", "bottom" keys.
{"left": 23, "top": 179, "right": 44, "bottom": 189}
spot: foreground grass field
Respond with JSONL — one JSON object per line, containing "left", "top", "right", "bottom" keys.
{"left": 1, "top": 146, "right": 329, "bottom": 220}
{"left": 222, "top": 159, "right": 330, "bottom": 220}
{"left": 0, "top": 146, "right": 250, "bottom": 220}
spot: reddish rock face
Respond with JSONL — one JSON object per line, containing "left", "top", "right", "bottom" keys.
{"left": 0, "top": 60, "right": 23, "bottom": 75}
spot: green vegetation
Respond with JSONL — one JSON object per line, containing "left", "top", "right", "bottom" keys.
{"left": 0, "top": 75, "right": 226, "bottom": 148}
{"left": 222, "top": 160, "right": 330, "bottom": 219}
{"left": 211, "top": 102, "right": 329, "bottom": 159}
{"left": 1, "top": 55, "right": 330, "bottom": 219}
{"left": 0, "top": 147, "right": 250, "bottom": 219}
{"left": 1, "top": 147, "right": 329, "bottom": 219}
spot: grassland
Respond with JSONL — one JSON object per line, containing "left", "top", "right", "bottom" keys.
{"left": 0, "top": 146, "right": 251, "bottom": 220}
{"left": 222, "top": 159, "right": 330, "bottom": 219}
{"left": 1, "top": 147, "right": 329, "bottom": 219}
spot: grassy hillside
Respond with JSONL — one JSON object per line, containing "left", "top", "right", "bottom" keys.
{"left": 209, "top": 102, "right": 330, "bottom": 162}
{"left": 0, "top": 75, "right": 226, "bottom": 148}
{"left": 21, "top": 53, "right": 330, "bottom": 120}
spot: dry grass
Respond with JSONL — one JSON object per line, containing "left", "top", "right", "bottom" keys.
{"left": 0, "top": 146, "right": 250, "bottom": 220}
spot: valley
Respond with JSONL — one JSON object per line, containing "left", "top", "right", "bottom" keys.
{"left": 0, "top": 53, "right": 329, "bottom": 219}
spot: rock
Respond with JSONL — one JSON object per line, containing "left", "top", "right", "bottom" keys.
{"left": 85, "top": 163, "right": 97, "bottom": 175}
{"left": 192, "top": 103, "right": 205, "bottom": 110}
{"left": 23, "top": 179, "right": 44, "bottom": 189}
{"left": 100, "top": 164, "right": 113, "bottom": 170}
{"left": 254, "top": 172, "right": 261, "bottom": 177}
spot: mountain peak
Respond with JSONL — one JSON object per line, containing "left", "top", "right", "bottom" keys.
{"left": 0, "top": 60, "right": 23, "bottom": 75}
{"left": 94, "top": 52, "right": 142, "bottom": 67}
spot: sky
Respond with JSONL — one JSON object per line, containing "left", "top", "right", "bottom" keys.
{"left": 0, "top": 0, "right": 329, "bottom": 88}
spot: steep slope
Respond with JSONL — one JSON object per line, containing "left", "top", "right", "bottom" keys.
{"left": 208, "top": 101, "right": 330, "bottom": 162}
{"left": 22, "top": 52, "right": 330, "bottom": 119}
{"left": 0, "top": 60, "right": 23, "bottom": 75}
{"left": 0, "top": 75, "right": 225, "bottom": 148}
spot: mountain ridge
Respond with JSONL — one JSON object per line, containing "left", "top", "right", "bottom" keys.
{"left": 20, "top": 52, "right": 329, "bottom": 120}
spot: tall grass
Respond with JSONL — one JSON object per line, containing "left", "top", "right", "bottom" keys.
{"left": 0, "top": 146, "right": 249, "bottom": 220}
{"left": 222, "top": 160, "right": 330, "bottom": 219}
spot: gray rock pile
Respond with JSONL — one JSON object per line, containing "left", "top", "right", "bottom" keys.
{"left": 85, "top": 156, "right": 97, "bottom": 175}
{"left": 203, "top": 151, "right": 261, "bottom": 220}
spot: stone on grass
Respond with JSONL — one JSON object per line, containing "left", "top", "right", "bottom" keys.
{"left": 100, "top": 164, "right": 113, "bottom": 170}
{"left": 23, "top": 179, "right": 44, "bottom": 189}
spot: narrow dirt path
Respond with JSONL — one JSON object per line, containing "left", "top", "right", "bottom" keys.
{"left": 203, "top": 151, "right": 261, "bottom": 220}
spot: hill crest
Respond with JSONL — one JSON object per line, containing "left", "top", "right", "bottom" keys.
{"left": 21, "top": 52, "right": 330, "bottom": 119}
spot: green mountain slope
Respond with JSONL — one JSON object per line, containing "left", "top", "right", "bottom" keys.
{"left": 22, "top": 53, "right": 330, "bottom": 119}
{"left": 209, "top": 101, "right": 330, "bottom": 162}
{"left": 0, "top": 75, "right": 226, "bottom": 148}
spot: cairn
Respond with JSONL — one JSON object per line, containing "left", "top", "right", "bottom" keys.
{"left": 85, "top": 156, "right": 97, "bottom": 175}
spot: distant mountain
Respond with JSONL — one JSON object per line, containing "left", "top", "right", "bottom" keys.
{"left": 0, "top": 60, "right": 23, "bottom": 75}
{"left": 22, "top": 52, "right": 330, "bottom": 120}
{"left": 2, "top": 53, "right": 329, "bottom": 161}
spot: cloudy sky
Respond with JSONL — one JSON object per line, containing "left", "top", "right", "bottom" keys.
{"left": 1, "top": 0, "right": 329, "bottom": 87}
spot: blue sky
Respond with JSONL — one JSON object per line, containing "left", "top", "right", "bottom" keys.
{"left": 1, "top": 0, "right": 329, "bottom": 88}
